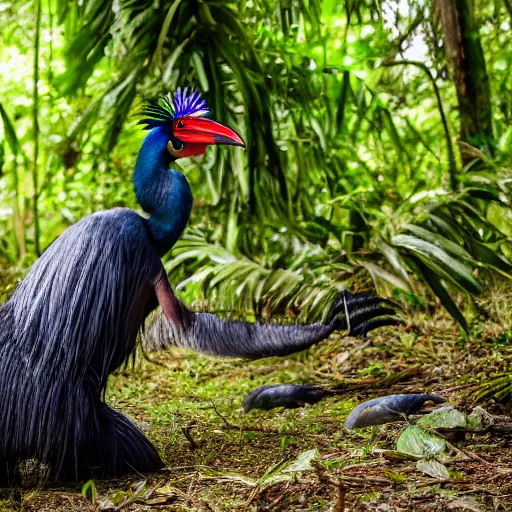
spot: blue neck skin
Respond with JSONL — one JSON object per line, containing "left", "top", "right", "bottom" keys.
{"left": 133, "top": 126, "right": 193, "bottom": 255}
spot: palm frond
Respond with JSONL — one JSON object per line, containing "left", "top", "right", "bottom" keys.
{"left": 165, "top": 232, "right": 349, "bottom": 322}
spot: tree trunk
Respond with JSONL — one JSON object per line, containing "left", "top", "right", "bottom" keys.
{"left": 436, "top": 0, "right": 494, "bottom": 164}
{"left": 32, "top": 0, "right": 41, "bottom": 256}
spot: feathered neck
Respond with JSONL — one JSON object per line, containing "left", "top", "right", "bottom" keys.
{"left": 133, "top": 126, "right": 193, "bottom": 255}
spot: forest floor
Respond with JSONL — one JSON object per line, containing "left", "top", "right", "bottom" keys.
{"left": 1, "top": 290, "right": 512, "bottom": 511}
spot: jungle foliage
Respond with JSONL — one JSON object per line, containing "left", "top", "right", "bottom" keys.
{"left": 0, "top": 0, "right": 511, "bottom": 332}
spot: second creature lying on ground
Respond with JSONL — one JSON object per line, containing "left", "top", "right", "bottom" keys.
{"left": 243, "top": 386, "right": 446, "bottom": 429}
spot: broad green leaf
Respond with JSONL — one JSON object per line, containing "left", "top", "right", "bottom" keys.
{"left": 393, "top": 234, "right": 481, "bottom": 295}
{"left": 192, "top": 52, "right": 209, "bottom": 92}
{"left": 465, "top": 238, "right": 512, "bottom": 278}
{"left": 427, "top": 214, "right": 466, "bottom": 245}
{"left": 413, "top": 256, "right": 469, "bottom": 332}
{"left": 282, "top": 449, "right": 318, "bottom": 473}
{"left": 404, "top": 224, "right": 474, "bottom": 263}
{"left": 378, "top": 241, "right": 411, "bottom": 285}
{"left": 416, "top": 407, "right": 467, "bottom": 429}
{"left": 154, "top": 0, "right": 183, "bottom": 68}
{"left": 396, "top": 425, "right": 446, "bottom": 457}
{"left": 162, "top": 34, "right": 193, "bottom": 85}
{"left": 416, "top": 460, "right": 450, "bottom": 480}
{"left": 358, "top": 260, "right": 411, "bottom": 292}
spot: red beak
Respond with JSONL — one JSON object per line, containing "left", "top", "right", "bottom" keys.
{"left": 173, "top": 117, "right": 245, "bottom": 148}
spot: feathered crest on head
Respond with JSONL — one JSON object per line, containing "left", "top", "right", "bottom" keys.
{"left": 138, "top": 88, "right": 210, "bottom": 130}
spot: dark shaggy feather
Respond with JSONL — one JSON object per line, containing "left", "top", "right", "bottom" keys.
{"left": 143, "top": 290, "right": 402, "bottom": 357}
{"left": 0, "top": 209, "right": 164, "bottom": 483}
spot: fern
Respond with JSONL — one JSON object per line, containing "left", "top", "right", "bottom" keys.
{"left": 165, "top": 232, "right": 352, "bottom": 322}
{"left": 165, "top": 178, "right": 512, "bottom": 330}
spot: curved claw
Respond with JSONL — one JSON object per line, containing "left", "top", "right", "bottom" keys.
{"left": 349, "top": 316, "right": 402, "bottom": 337}
{"left": 347, "top": 306, "right": 398, "bottom": 329}
{"left": 326, "top": 290, "right": 403, "bottom": 338}
{"left": 326, "top": 291, "right": 402, "bottom": 325}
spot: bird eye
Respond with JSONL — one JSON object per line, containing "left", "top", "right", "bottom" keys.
{"left": 177, "top": 120, "right": 184, "bottom": 128}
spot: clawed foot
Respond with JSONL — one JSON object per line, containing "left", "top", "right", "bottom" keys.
{"left": 326, "top": 290, "right": 402, "bottom": 337}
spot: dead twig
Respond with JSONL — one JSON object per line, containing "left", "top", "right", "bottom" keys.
{"left": 331, "top": 480, "right": 345, "bottom": 512}
{"left": 181, "top": 427, "right": 198, "bottom": 451}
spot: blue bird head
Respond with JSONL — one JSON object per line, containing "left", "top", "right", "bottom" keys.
{"left": 139, "top": 88, "right": 245, "bottom": 159}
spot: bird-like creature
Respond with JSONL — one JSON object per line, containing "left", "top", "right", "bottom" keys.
{"left": 0, "top": 89, "right": 400, "bottom": 484}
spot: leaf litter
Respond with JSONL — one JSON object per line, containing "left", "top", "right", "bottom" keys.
{"left": 2, "top": 306, "right": 512, "bottom": 511}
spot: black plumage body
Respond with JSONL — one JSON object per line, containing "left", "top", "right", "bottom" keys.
{"left": 0, "top": 209, "right": 165, "bottom": 482}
